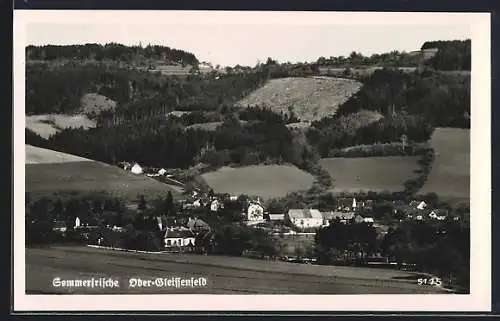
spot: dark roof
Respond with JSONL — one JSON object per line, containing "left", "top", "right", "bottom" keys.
{"left": 187, "top": 218, "right": 210, "bottom": 230}
{"left": 165, "top": 229, "right": 195, "bottom": 239}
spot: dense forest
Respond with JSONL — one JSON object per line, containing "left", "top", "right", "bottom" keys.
{"left": 26, "top": 43, "right": 199, "bottom": 66}
{"left": 308, "top": 113, "right": 435, "bottom": 157}
{"left": 421, "top": 40, "right": 471, "bottom": 70}
{"left": 334, "top": 68, "right": 470, "bottom": 128}
{"left": 26, "top": 108, "right": 311, "bottom": 170}
{"left": 25, "top": 63, "right": 270, "bottom": 116}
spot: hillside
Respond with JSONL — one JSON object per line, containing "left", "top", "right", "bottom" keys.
{"left": 26, "top": 145, "right": 183, "bottom": 200}
{"left": 235, "top": 77, "right": 362, "bottom": 122}
{"left": 418, "top": 128, "right": 470, "bottom": 201}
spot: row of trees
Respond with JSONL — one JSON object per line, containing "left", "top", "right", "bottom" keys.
{"left": 26, "top": 43, "right": 199, "bottom": 66}
{"left": 316, "top": 50, "right": 422, "bottom": 68}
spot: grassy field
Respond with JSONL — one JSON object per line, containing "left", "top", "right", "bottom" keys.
{"left": 418, "top": 128, "right": 470, "bottom": 201}
{"left": 200, "top": 165, "right": 315, "bottom": 199}
{"left": 319, "top": 156, "right": 420, "bottom": 194}
{"left": 26, "top": 145, "right": 182, "bottom": 201}
{"left": 26, "top": 114, "right": 97, "bottom": 139}
{"left": 25, "top": 246, "right": 448, "bottom": 294}
{"left": 236, "top": 77, "right": 362, "bottom": 122}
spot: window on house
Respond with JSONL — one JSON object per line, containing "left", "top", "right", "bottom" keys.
{"left": 166, "top": 239, "right": 171, "bottom": 246}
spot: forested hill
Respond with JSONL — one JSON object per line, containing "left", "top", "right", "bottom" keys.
{"left": 26, "top": 43, "right": 199, "bottom": 66}
{"left": 421, "top": 40, "right": 471, "bottom": 71}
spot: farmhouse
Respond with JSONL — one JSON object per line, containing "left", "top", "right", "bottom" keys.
{"left": 130, "top": 163, "right": 143, "bottom": 175}
{"left": 210, "top": 199, "right": 221, "bottom": 212}
{"left": 247, "top": 201, "right": 265, "bottom": 224}
{"left": 164, "top": 228, "right": 196, "bottom": 248}
{"left": 286, "top": 209, "right": 323, "bottom": 229}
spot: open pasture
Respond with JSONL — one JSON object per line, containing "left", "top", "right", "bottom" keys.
{"left": 319, "top": 156, "right": 420, "bottom": 194}
{"left": 200, "top": 165, "right": 315, "bottom": 199}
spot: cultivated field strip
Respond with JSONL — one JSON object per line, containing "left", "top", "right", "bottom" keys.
{"left": 26, "top": 246, "right": 447, "bottom": 294}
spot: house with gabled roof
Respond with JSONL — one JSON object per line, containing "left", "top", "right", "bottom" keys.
{"left": 286, "top": 209, "right": 323, "bottom": 229}
{"left": 164, "top": 228, "right": 195, "bottom": 248}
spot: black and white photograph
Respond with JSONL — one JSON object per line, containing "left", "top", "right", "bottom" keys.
{"left": 13, "top": 10, "right": 491, "bottom": 312}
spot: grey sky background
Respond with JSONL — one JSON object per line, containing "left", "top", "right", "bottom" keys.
{"left": 26, "top": 18, "right": 471, "bottom": 67}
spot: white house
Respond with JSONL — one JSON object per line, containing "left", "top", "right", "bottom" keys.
{"left": 192, "top": 199, "right": 202, "bottom": 208}
{"left": 247, "top": 202, "right": 265, "bottom": 223}
{"left": 286, "top": 209, "right": 323, "bottom": 229}
{"left": 229, "top": 195, "right": 238, "bottom": 201}
{"left": 363, "top": 217, "right": 375, "bottom": 224}
{"left": 210, "top": 199, "right": 221, "bottom": 212}
{"left": 164, "top": 228, "right": 196, "bottom": 248}
{"left": 428, "top": 209, "right": 447, "bottom": 221}
{"left": 158, "top": 168, "right": 167, "bottom": 176}
{"left": 131, "top": 163, "right": 143, "bottom": 174}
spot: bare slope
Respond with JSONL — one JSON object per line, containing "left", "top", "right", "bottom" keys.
{"left": 26, "top": 246, "right": 448, "bottom": 294}
{"left": 418, "top": 128, "right": 470, "bottom": 200}
{"left": 320, "top": 156, "right": 420, "bottom": 193}
{"left": 26, "top": 93, "right": 116, "bottom": 139}
{"left": 236, "top": 77, "right": 362, "bottom": 122}
{"left": 80, "top": 93, "right": 117, "bottom": 115}
{"left": 26, "top": 145, "right": 182, "bottom": 200}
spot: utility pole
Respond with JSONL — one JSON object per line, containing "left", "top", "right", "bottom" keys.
{"left": 400, "top": 134, "right": 408, "bottom": 152}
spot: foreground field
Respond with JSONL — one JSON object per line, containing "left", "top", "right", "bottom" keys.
{"left": 236, "top": 77, "right": 362, "bottom": 122}
{"left": 26, "top": 145, "right": 182, "bottom": 201}
{"left": 26, "top": 114, "right": 97, "bottom": 139}
{"left": 26, "top": 246, "right": 448, "bottom": 294}
{"left": 418, "top": 128, "right": 470, "bottom": 201}
{"left": 319, "top": 156, "right": 420, "bottom": 194}
{"left": 200, "top": 165, "right": 315, "bottom": 199}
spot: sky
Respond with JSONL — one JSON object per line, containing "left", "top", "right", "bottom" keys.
{"left": 23, "top": 11, "right": 473, "bottom": 67}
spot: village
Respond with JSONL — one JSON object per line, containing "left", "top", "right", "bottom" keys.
{"left": 50, "top": 161, "right": 465, "bottom": 267}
